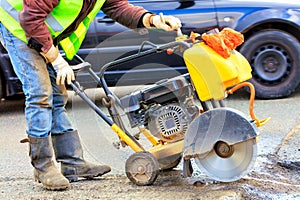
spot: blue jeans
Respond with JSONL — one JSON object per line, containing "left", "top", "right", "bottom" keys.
{"left": 0, "top": 23, "right": 74, "bottom": 137}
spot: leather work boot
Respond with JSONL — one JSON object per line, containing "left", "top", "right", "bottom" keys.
{"left": 52, "top": 130, "right": 111, "bottom": 182}
{"left": 26, "top": 135, "right": 70, "bottom": 190}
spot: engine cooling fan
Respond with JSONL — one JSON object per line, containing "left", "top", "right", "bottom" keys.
{"left": 148, "top": 105, "right": 189, "bottom": 142}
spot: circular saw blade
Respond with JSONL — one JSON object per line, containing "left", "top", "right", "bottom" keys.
{"left": 195, "top": 138, "right": 257, "bottom": 182}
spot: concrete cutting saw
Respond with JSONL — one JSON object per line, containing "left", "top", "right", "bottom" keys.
{"left": 69, "top": 28, "right": 270, "bottom": 185}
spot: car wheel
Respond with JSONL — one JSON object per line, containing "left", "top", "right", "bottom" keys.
{"left": 240, "top": 30, "right": 300, "bottom": 99}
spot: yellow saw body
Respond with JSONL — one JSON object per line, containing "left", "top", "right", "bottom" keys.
{"left": 184, "top": 42, "right": 252, "bottom": 101}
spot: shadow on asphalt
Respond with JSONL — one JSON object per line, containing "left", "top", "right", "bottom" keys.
{"left": 0, "top": 95, "right": 25, "bottom": 114}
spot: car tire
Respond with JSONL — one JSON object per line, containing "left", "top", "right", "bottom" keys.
{"left": 240, "top": 30, "right": 300, "bottom": 99}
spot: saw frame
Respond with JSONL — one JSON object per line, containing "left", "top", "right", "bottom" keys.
{"left": 67, "top": 29, "right": 269, "bottom": 185}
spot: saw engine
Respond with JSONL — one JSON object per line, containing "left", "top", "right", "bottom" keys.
{"left": 120, "top": 74, "right": 199, "bottom": 143}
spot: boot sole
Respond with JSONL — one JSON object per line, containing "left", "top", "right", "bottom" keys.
{"left": 44, "top": 185, "right": 70, "bottom": 191}
{"left": 65, "top": 169, "right": 111, "bottom": 182}
{"left": 35, "top": 178, "right": 71, "bottom": 190}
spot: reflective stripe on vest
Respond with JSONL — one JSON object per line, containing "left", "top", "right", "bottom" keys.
{"left": 0, "top": 0, "right": 106, "bottom": 60}
{"left": 0, "top": 0, "right": 27, "bottom": 42}
{"left": 0, "top": 0, "right": 83, "bottom": 42}
{"left": 60, "top": 0, "right": 106, "bottom": 60}
{"left": 45, "top": 0, "right": 84, "bottom": 38}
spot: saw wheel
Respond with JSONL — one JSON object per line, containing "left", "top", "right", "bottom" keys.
{"left": 125, "top": 152, "right": 159, "bottom": 186}
{"left": 195, "top": 138, "right": 257, "bottom": 182}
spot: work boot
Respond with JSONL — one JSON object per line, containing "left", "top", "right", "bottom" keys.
{"left": 52, "top": 130, "right": 111, "bottom": 182}
{"left": 27, "top": 135, "right": 70, "bottom": 190}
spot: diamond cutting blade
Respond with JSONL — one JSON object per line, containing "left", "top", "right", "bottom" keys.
{"left": 194, "top": 138, "right": 257, "bottom": 182}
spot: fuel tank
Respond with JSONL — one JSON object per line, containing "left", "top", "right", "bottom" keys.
{"left": 183, "top": 42, "right": 252, "bottom": 101}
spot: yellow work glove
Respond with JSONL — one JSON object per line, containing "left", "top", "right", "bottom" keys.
{"left": 43, "top": 45, "right": 75, "bottom": 85}
{"left": 143, "top": 13, "right": 182, "bottom": 31}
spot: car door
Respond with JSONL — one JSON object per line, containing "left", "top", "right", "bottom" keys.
{"left": 76, "top": 0, "right": 218, "bottom": 87}
{"left": 94, "top": 0, "right": 218, "bottom": 43}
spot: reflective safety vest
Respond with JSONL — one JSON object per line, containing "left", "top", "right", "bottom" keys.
{"left": 0, "top": 0, "right": 106, "bottom": 60}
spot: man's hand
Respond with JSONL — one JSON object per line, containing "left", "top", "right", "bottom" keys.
{"left": 52, "top": 54, "right": 75, "bottom": 85}
{"left": 42, "top": 45, "right": 75, "bottom": 85}
{"left": 143, "top": 13, "right": 181, "bottom": 31}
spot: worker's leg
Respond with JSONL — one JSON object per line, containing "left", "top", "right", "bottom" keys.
{"left": 0, "top": 22, "right": 70, "bottom": 190}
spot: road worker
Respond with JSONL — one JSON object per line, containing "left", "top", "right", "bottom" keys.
{"left": 0, "top": 0, "right": 181, "bottom": 190}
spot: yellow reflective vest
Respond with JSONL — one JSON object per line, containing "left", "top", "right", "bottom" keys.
{"left": 0, "top": 0, "right": 106, "bottom": 60}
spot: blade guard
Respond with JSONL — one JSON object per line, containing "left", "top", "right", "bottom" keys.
{"left": 183, "top": 107, "right": 258, "bottom": 159}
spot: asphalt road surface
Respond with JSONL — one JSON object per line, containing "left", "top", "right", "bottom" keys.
{"left": 0, "top": 86, "right": 299, "bottom": 199}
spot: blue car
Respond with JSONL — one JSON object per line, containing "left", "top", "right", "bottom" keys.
{"left": 1, "top": 0, "right": 300, "bottom": 99}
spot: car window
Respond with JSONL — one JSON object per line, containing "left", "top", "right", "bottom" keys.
{"left": 77, "top": 0, "right": 218, "bottom": 75}
{"left": 83, "top": 0, "right": 217, "bottom": 49}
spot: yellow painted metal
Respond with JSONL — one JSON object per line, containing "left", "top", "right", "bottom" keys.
{"left": 138, "top": 127, "right": 160, "bottom": 146}
{"left": 148, "top": 140, "right": 184, "bottom": 160}
{"left": 111, "top": 124, "right": 144, "bottom": 152}
{"left": 183, "top": 42, "right": 252, "bottom": 101}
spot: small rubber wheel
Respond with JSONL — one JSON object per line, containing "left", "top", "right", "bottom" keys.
{"left": 125, "top": 152, "right": 159, "bottom": 186}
